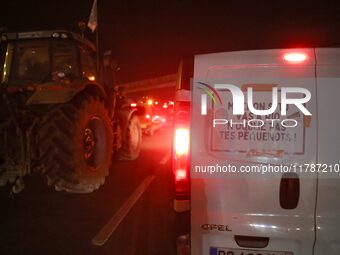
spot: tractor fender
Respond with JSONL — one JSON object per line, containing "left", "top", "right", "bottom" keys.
{"left": 118, "top": 107, "right": 139, "bottom": 139}
{"left": 26, "top": 82, "right": 106, "bottom": 105}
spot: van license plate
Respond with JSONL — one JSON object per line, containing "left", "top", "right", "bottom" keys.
{"left": 210, "top": 247, "right": 287, "bottom": 255}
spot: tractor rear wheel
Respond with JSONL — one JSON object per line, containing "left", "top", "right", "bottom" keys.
{"left": 37, "top": 95, "right": 113, "bottom": 193}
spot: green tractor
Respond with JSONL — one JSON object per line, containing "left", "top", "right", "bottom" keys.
{"left": 0, "top": 30, "right": 142, "bottom": 193}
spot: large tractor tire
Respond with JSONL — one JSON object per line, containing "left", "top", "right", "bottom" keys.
{"left": 118, "top": 115, "right": 142, "bottom": 160}
{"left": 37, "top": 95, "right": 113, "bottom": 193}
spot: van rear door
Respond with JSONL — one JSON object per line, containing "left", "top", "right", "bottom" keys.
{"left": 191, "top": 49, "right": 317, "bottom": 255}
{"left": 314, "top": 48, "right": 340, "bottom": 255}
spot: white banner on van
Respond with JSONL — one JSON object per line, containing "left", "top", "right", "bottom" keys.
{"left": 211, "top": 90, "right": 305, "bottom": 155}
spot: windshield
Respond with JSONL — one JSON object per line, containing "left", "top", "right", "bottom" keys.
{"left": 10, "top": 40, "right": 49, "bottom": 84}
{"left": 3, "top": 39, "right": 79, "bottom": 85}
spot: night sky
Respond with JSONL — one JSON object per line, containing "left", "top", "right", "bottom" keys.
{"left": 1, "top": 0, "right": 340, "bottom": 83}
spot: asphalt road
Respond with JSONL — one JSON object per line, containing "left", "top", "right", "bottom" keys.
{"left": 0, "top": 126, "right": 179, "bottom": 255}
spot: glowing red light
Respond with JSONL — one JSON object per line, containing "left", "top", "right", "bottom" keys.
{"left": 163, "top": 105, "right": 168, "bottom": 109}
{"left": 283, "top": 52, "right": 308, "bottom": 63}
{"left": 175, "top": 169, "right": 187, "bottom": 181}
{"left": 147, "top": 99, "right": 153, "bottom": 105}
{"left": 175, "top": 128, "right": 189, "bottom": 156}
{"left": 130, "top": 103, "right": 137, "bottom": 107}
{"left": 145, "top": 114, "right": 151, "bottom": 119}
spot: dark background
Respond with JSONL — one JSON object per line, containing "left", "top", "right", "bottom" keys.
{"left": 1, "top": 0, "right": 340, "bottom": 83}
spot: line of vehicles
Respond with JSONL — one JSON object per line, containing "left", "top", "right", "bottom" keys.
{"left": 128, "top": 97, "right": 173, "bottom": 136}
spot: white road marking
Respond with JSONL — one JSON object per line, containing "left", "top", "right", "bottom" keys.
{"left": 160, "top": 151, "right": 171, "bottom": 165}
{"left": 92, "top": 175, "right": 155, "bottom": 246}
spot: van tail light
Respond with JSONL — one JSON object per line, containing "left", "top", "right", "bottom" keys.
{"left": 172, "top": 104, "right": 190, "bottom": 199}
{"left": 174, "top": 128, "right": 189, "bottom": 183}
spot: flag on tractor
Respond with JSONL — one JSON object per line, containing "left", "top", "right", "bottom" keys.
{"left": 88, "top": 0, "right": 98, "bottom": 32}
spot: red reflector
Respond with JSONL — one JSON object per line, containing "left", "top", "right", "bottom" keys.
{"left": 175, "top": 128, "right": 189, "bottom": 156}
{"left": 283, "top": 52, "right": 308, "bottom": 63}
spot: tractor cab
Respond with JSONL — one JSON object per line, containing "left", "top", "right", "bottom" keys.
{"left": 1, "top": 30, "right": 97, "bottom": 86}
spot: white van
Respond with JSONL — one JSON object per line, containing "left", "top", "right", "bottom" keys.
{"left": 172, "top": 49, "right": 340, "bottom": 255}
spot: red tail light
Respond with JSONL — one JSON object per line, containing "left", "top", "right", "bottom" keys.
{"left": 172, "top": 105, "right": 190, "bottom": 198}
{"left": 283, "top": 52, "right": 308, "bottom": 63}
{"left": 173, "top": 57, "right": 193, "bottom": 203}
{"left": 174, "top": 127, "right": 189, "bottom": 183}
